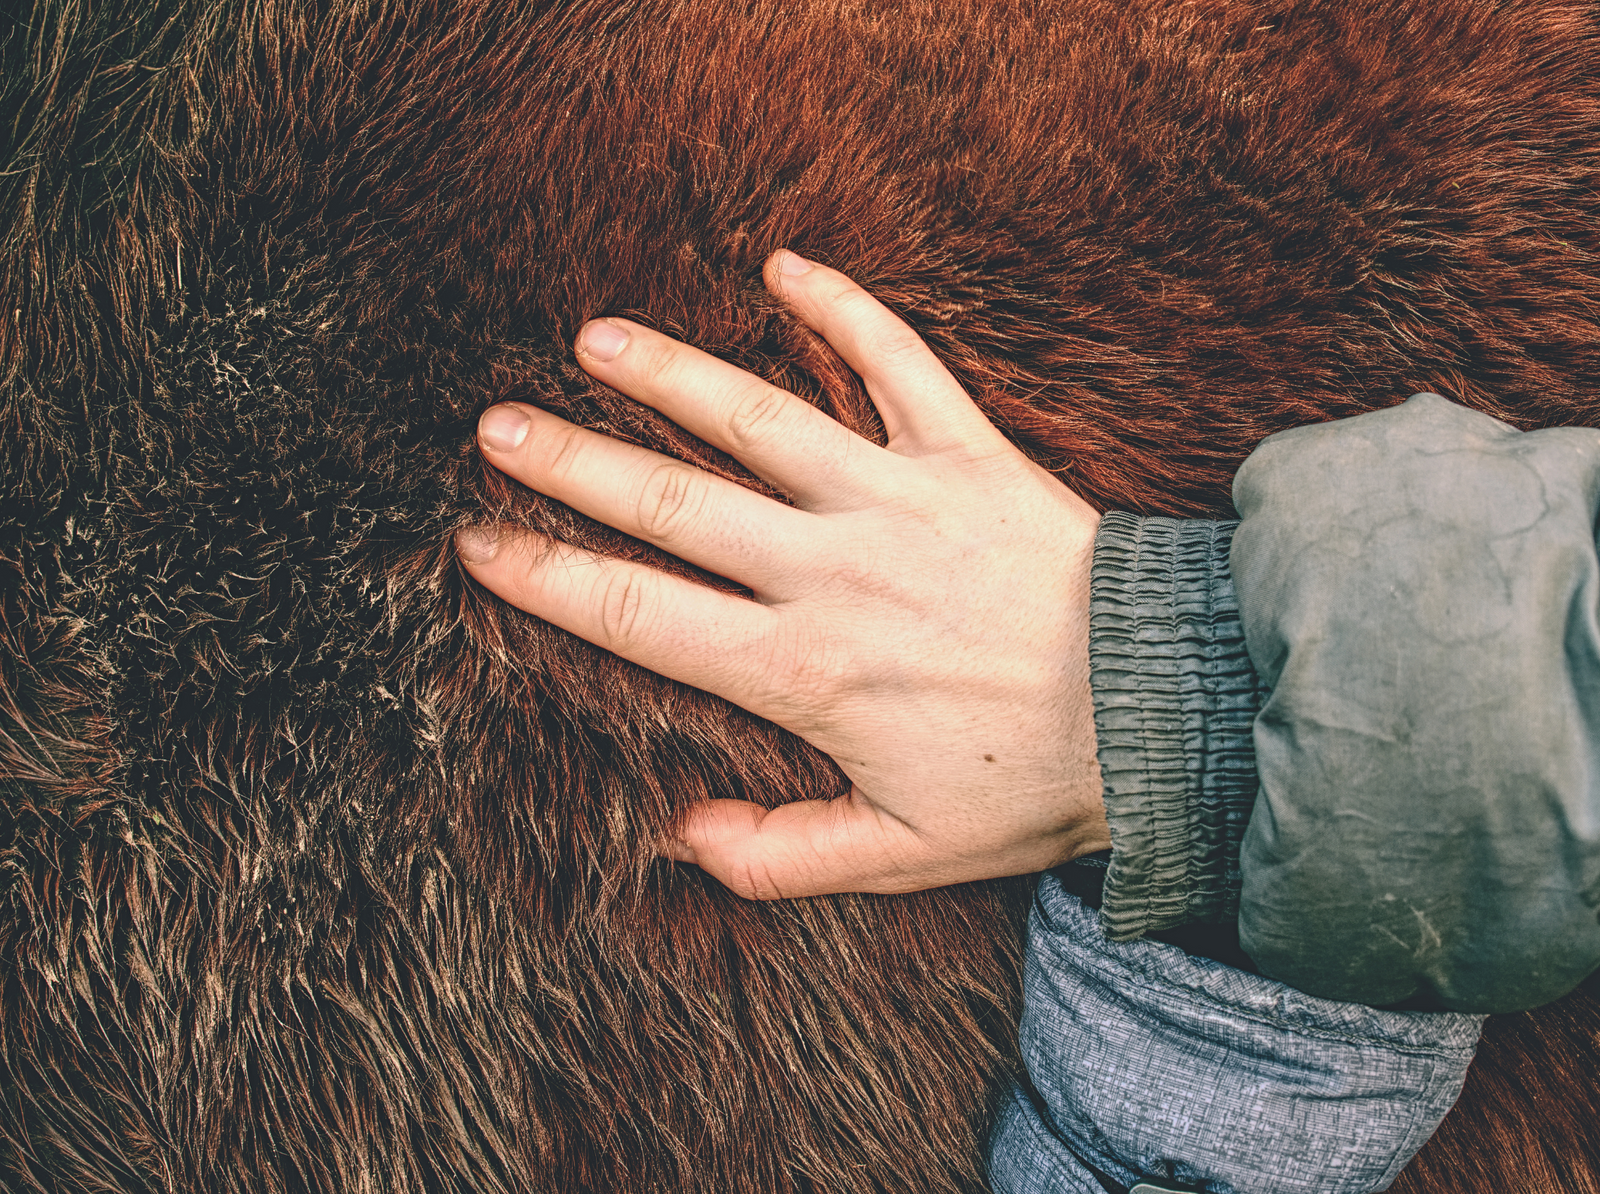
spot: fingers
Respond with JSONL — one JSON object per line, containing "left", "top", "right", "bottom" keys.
{"left": 763, "top": 251, "right": 1006, "bottom": 457}
{"left": 672, "top": 794, "right": 1093, "bottom": 899}
{"left": 671, "top": 784, "right": 1102, "bottom": 898}
{"left": 669, "top": 795, "right": 944, "bottom": 899}
{"left": 572, "top": 317, "right": 882, "bottom": 509}
{"left": 477, "top": 402, "right": 811, "bottom": 589}
{"left": 456, "top": 524, "right": 775, "bottom": 701}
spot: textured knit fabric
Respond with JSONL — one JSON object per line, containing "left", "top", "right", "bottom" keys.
{"left": 1089, "top": 513, "right": 1267, "bottom": 940}
{"left": 988, "top": 874, "right": 1485, "bottom": 1194}
{"left": 1233, "top": 392, "right": 1600, "bottom": 1012}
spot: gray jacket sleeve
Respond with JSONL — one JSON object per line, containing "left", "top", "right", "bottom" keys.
{"left": 1233, "top": 392, "right": 1600, "bottom": 1012}
{"left": 1089, "top": 392, "right": 1600, "bottom": 1013}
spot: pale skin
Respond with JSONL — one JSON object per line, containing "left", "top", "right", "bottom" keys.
{"left": 457, "top": 250, "right": 1110, "bottom": 899}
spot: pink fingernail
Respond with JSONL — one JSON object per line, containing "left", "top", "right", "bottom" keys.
{"left": 456, "top": 525, "right": 501, "bottom": 564}
{"left": 578, "top": 319, "right": 629, "bottom": 362}
{"left": 478, "top": 404, "right": 530, "bottom": 452}
{"left": 779, "top": 251, "right": 816, "bottom": 276}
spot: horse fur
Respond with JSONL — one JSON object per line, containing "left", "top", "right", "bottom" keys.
{"left": 3, "top": 0, "right": 1599, "bottom": 1190}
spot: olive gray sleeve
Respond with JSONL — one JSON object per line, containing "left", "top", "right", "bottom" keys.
{"left": 1088, "top": 513, "right": 1267, "bottom": 940}
{"left": 1232, "top": 392, "right": 1600, "bottom": 1013}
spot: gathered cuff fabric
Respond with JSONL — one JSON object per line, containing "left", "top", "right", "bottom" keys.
{"left": 1088, "top": 512, "right": 1266, "bottom": 940}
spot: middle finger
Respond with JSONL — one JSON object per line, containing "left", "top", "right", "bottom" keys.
{"left": 573, "top": 317, "right": 885, "bottom": 510}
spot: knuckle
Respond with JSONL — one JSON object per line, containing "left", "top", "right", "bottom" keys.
{"left": 818, "top": 278, "right": 865, "bottom": 310}
{"left": 634, "top": 337, "right": 685, "bottom": 388}
{"left": 767, "top": 628, "right": 854, "bottom": 721}
{"left": 635, "top": 463, "right": 703, "bottom": 539}
{"left": 726, "top": 862, "right": 773, "bottom": 901}
{"left": 723, "top": 384, "right": 789, "bottom": 453}
{"left": 864, "top": 325, "right": 925, "bottom": 368}
{"left": 726, "top": 852, "right": 791, "bottom": 901}
{"left": 544, "top": 423, "right": 588, "bottom": 484}
{"left": 598, "top": 570, "right": 652, "bottom": 648}
{"left": 821, "top": 283, "right": 916, "bottom": 356}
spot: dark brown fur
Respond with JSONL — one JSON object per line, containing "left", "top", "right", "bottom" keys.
{"left": 2, "top": 1, "right": 1598, "bottom": 1189}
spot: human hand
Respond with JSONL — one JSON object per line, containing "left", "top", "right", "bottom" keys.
{"left": 457, "top": 251, "right": 1109, "bottom": 898}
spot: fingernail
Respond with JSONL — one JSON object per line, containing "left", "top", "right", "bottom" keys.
{"left": 455, "top": 525, "right": 501, "bottom": 564}
{"left": 658, "top": 838, "right": 700, "bottom": 864}
{"left": 779, "top": 250, "right": 816, "bottom": 277}
{"left": 578, "top": 319, "right": 629, "bottom": 362}
{"left": 478, "top": 404, "right": 530, "bottom": 452}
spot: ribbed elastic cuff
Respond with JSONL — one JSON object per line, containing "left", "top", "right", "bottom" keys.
{"left": 1088, "top": 512, "right": 1265, "bottom": 940}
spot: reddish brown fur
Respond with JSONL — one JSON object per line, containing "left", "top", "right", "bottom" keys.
{"left": 1392, "top": 971, "right": 1600, "bottom": 1194}
{"left": 2, "top": 0, "right": 1598, "bottom": 1190}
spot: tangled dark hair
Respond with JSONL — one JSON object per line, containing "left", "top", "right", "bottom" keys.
{"left": 3, "top": 1, "right": 1598, "bottom": 1190}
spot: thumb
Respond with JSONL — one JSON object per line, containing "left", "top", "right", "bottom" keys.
{"left": 666, "top": 795, "right": 938, "bottom": 899}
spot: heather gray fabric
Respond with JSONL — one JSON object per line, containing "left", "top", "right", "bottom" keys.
{"left": 988, "top": 875, "right": 1484, "bottom": 1194}
{"left": 1233, "top": 393, "right": 1600, "bottom": 1011}
{"left": 1089, "top": 513, "right": 1265, "bottom": 940}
